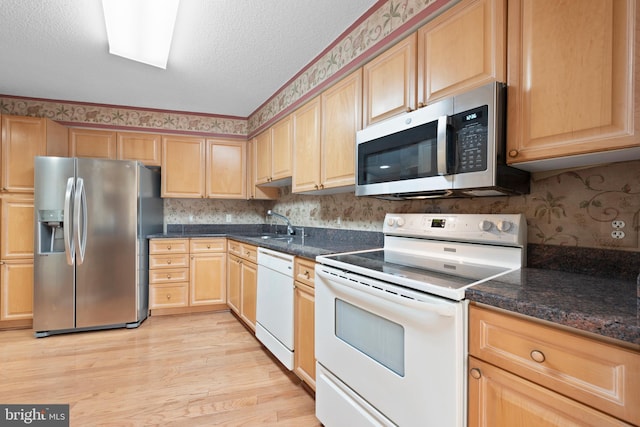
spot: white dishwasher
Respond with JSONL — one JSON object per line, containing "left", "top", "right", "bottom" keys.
{"left": 256, "top": 247, "right": 295, "bottom": 369}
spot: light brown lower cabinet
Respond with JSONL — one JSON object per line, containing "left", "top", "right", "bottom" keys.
{"left": 468, "top": 304, "right": 639, "bottom": 426}
{"left": 149, "top": 238, "right": 227, "bottom": 315}
{"left": 294, "top": 257, "right": 316, "bottom": 390}
{"left": 227, "top": 240, "right": 258, "bottom": 331}
{"left": 0, "top": 261, "right": 33, "bottom": 321}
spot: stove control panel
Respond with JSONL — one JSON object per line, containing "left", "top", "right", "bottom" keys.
{"left": 383, "top": 213, "right": 526, "bottom": 247}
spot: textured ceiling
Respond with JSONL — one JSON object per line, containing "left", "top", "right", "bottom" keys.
{"left": 0, "top": 0, "right": 377, "bottom": 117}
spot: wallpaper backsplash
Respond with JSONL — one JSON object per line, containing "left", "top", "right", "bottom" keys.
{"left": 165, "top": 159, "right": 640, "bottom": 252}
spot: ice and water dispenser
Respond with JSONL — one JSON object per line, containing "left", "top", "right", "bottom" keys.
{"left": 37, "top": 209, "right": 65, "bottom": 254}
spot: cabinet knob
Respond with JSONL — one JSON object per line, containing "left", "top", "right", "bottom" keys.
{"left": 508, "top": 149, "right": 519, "bottom": 158}
{"left": 406, "top": 107, "right": 413, "bottom": 113}
{"left": 303, "top": 270, "right": 310, "bottom": 278}
{"left": 470, "top": 368, "right": 482, "bottom": 379}
{"left": 167, "top": 259, "right": 172, "bottom": 264}
{"left": 166, "top": 294, "right": 171, "bottom": 300}
{"left": 530, "top": 350, "right": 546, "bottom": 363}
{"left": 207, "top": 244, "right": 211, "bottom": 249}
{"left": 319, "top": 184, "right": 324, "bottom": 189}
{"left": 314, "top": 184, "right": 319, "bottom": 190}
{"left": 167, "top": 245, "right": 172, "bottom": 250}
{"left": 167, "top": 274, "right": 171, "bottom": 279}
{"left": 417, "top": 102, "right": 425, "bottom": 108}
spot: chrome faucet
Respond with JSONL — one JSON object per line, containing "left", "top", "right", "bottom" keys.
{"left": 267, "top": 210, "right": 295, "bottom": 235}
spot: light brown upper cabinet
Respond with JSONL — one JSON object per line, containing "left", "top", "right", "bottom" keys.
{"left": 292, "top": 97, "right": 322, "bottom": 193}
{"left": 363, "top": 34, "right": 417, "bottom": 126}
{"left": 117, "top": 132, "right": 162, "bottom": 166}
{"left": 69, "top": 128, "right": 117, "bottom": 159}
{"left": 246, "top": 138, "right": 278, "bottom": 200}
{"left": 293, "top": 69, "right": 362, "bottom": 194}
{"left": 1, "top": 115, "right": 68, "bottom": 193}
{"left": 206, "top": 139, "right": 246, "bottom": 199}
{"left": 506, "top": 0, "right": 640, "bottom": 169}
{"left": 253, "top": 115, "right": 293, "bottom": 185}
{"left": 161, "top": 135, "right": 206, "bottom": 198}
{"left": 417, "top": 0, "right": 506, "bottom": 105}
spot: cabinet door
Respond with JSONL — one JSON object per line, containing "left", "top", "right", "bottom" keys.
{"left": 468, "top": 357, "right": 630, "bottom": 427}
{"left": 294, "top": 282, "right": 315, "bottom": 390}
{"left": 292, "top": 97, "right": 322, "bottom": 193}
{"left": 1, "top": 261, "right": 33, "bottom": 320}
{"left": 253, "top": 130, "right": 271, "bottom": 185}
{"left": 240, "top": 260, "right": 257, "bottom": 331}
{"left": 206, "top": 139, "right": 246, "bottom": 199}
{"left": 117, "top": 132, "right": 162, "bottom": 166}
{"left": 246, "top": 139, "right": 278, "bottom": 200}
{"left": 1, "top": 115, "right": 46, "bottom": 192}
{"left": 190, "top": 253, "right": 226, "bottom": 306}
{"left": 69, "top": 128, "right": 117, "bottom": 159}
{"left": 418, "top": 0, "right": 506, "bottom": 104}
{"left": 270, "top": 115, "right": 293, "bottom": 181}
{"left": 1, "top": 196, "right": 34, "bottom": 260}
{"left": 227, "top": 255, "right": 241, "bottom": 314}
{"left": 161, "top": 135, "right": 205, "bottom": 198}
{"left": 506, "top": 0, "right": 638, "bottom": 165}
{"left": 321, "top": 68, "right": 362, "bottom": 189}
{"left": 363, "top": 33, "right": 417, "bottom": 126}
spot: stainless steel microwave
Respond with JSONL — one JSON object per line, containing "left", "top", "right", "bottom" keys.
{"left": 355, "top": 82, "right": 530, "bottom": 199}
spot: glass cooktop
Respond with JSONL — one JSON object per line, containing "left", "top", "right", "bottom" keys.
{"left": 318, "top": 248, "right": 513, "bottom": 299}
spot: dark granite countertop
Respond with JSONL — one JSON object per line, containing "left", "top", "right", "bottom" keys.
{"left": 466, "top": 268, "right": 639, "bottom": 347}
{"left": 149, "top": 225, "right": 639, "bottom": 348}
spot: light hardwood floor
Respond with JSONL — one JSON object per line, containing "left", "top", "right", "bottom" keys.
{"left": 0, "top": 312, "right": 320, "bottom": 426}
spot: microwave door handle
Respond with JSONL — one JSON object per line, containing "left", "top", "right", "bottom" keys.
{"left": 436, "top": 115, "right": 448, "bottom": 175}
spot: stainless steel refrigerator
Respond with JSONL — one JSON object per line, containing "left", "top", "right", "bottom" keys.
{"left": 33, "top": 157, "right": 163, "bottom": 337}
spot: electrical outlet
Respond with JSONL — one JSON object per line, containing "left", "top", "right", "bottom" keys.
{"left": 225, "top": 214, "right": 232, "bottom": 223}
{"left": 612, "top": 220, "right": 626, "bottom": 229}
{"left": 611, "top": 230, "right": 625, "bottom": 239}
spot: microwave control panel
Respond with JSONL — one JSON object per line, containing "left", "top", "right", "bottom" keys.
{"left": 452, "top": 105, "right": 488, "bottom": 173}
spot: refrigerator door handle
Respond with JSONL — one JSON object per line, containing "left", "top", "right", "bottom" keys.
{"left": 63, "top": 177, "right": 75, "bottom": 266}
{"left": 74, "top": 177, "right": 88, "bottom": 265}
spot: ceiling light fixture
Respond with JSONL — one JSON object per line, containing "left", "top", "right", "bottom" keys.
{"left": 102, "top": 0, "right": 180, "bottom": 69}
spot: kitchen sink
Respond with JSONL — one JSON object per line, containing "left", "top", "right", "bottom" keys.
{"left": 259, "top": 234, "right": 294, "bottom": 241}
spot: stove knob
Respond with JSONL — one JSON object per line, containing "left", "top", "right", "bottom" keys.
{"left": 496, "top": 220, "right": 512, "bottom": 232}
{"left": 386, "top": 217, "right": 397, "bottom": 226}
{"left": 478, "top": 220, "right": 493, "bottom": 231}
{"left": 396, "top": 217, "right": 405, "bottom": 227}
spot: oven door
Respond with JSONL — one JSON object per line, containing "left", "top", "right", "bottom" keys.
{"left": 315, "top": 265, "right": 467, "bottom": 427}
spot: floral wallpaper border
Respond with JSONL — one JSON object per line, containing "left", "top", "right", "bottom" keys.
{"left": 247, "top": 0, "right": 451, "bottom": 134}
{"left": 0, "top": 96, "right": 248, "bottom": 136}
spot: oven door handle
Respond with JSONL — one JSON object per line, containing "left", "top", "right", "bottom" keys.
{"left": 317, "top": 269, "right": 456, "bottom": 317}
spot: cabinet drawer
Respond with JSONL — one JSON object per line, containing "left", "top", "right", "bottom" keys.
{"left": 149, "top": 254, "right": 189, "bottom": 269}
{"left": 239, "top": 243, "right": 257, "bottom": 263}
{"left": 150, "top": 284, "right": 188, "bottom": 308}
{"left": 149, "top": 268, "right": 189, "bottom": 284}
{"left": 469, "top": 305, "right": 640, "bottom": 425}
{"left": 294, "top": 257, "right": 315, "bottom": 287}
{"left": 190, "top": 238, "right": 225, "bottom": 253}
{"left": 227, "top": 240, "right": 257, "bottom": 262}
{"left": 149, "top": 239, "right": 188, "bottom": 254}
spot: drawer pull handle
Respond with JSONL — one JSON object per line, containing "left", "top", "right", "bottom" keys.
{"left": 530, "top": 350, "right": 546, "bottom": 363}
{"left": 470, "top": 368, "right": 482, "bottom": 379}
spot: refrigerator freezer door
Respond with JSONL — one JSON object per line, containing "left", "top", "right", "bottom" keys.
{"left": 33, "top": 156, "right": 76, "bottom": 333}
{"left": 75, "top": 159, "right": 138, "bottom": 328}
